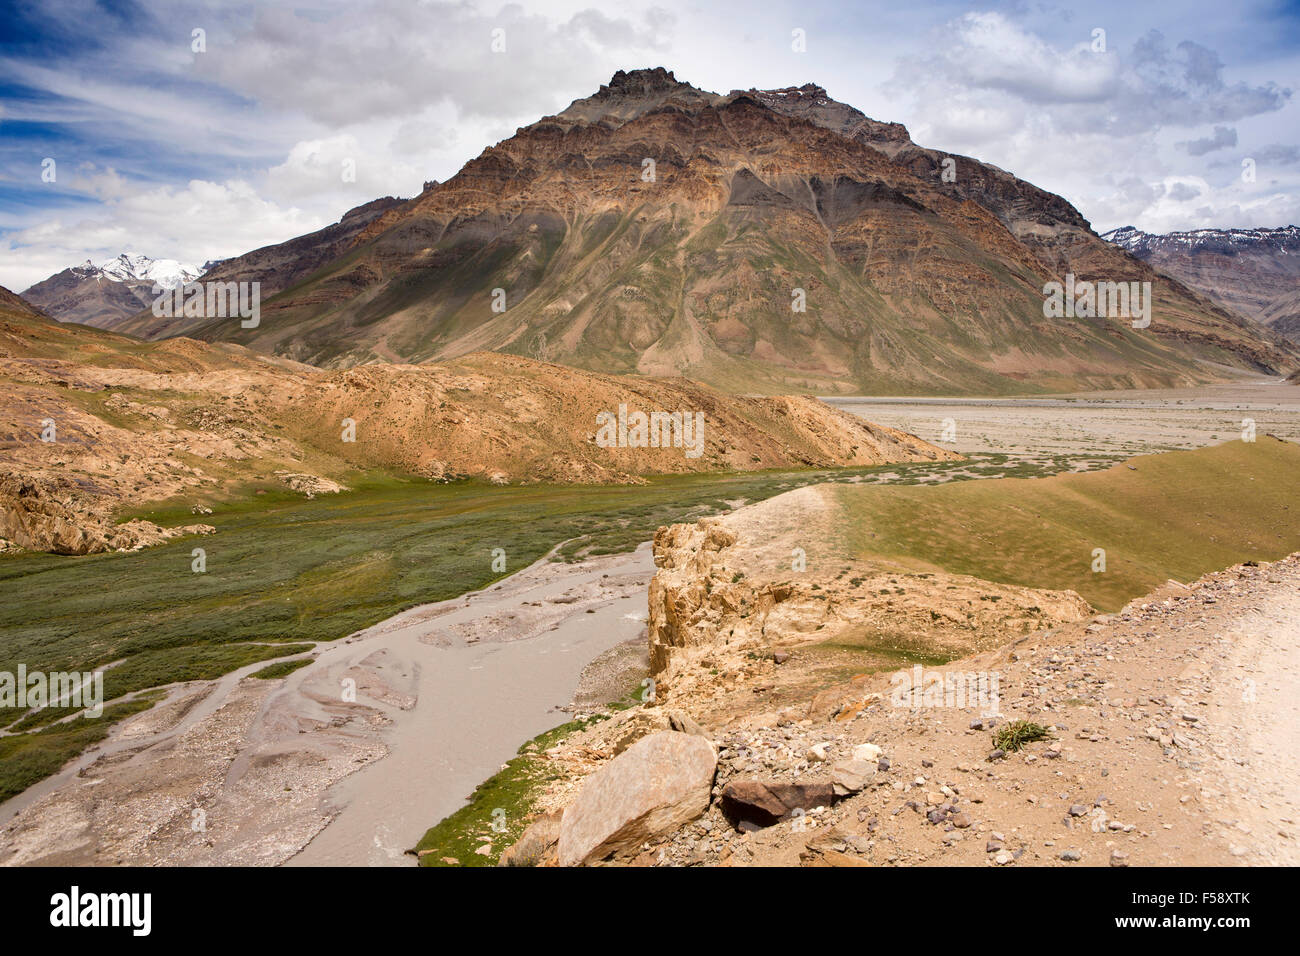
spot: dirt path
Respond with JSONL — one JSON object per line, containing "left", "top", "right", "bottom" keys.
{"left": 1198, "top": 573, "right": 1300, "bottom": 864}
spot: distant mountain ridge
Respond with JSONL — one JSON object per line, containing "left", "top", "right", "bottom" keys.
{"left": 106, "top": 197, "right": 405, "bottom": 340}
{"left": 21, "top": 252, "right": 201, "bottom": 328}
{"left": 1102, "top": 225, "right": 1300, "bottom": 344}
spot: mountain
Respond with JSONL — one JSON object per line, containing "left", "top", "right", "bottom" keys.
{"left": 146, "top": 69, "right": 1299, "bottom": 393}
{"left": 110, "top": 197, "right": 405, "bottom": 340}
{"left": 0, "top": 284, "right": 51, "bottom": 321}
{"left": 0, "top": 285, "right": 953, "bottom": 554}
{"left": 1103, "top": 225, "right": 1300, "bottom": 343}
{"left": 21, "top": 253, "right": 202, "bottom": 328}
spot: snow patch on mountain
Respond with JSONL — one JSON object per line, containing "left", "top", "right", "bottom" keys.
{"left": 72, "top": 253, "right": 203, "bottom": 289}
{"left": 1104, "top": 225, "right": 1300, "bottom": 256}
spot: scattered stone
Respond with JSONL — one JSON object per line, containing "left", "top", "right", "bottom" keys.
{"left": 852, "top": 743, "right": 883, "bottom": 763}
{"left": 831, "top": 759, "right": 876, "bottom": 797}
{"left": 719, "top": 779, "right": 834, "bottom": 829}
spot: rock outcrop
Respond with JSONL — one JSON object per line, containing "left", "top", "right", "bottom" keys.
{"left": 0, "top": 473, "right": 213, "bottom": 555}
{"left": 646, "top": 486, "right": 1092, "bottom": 681}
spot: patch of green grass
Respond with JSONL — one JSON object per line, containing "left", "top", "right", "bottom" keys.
{"left": 100, "top": 644, "right": 316, "bottom": 700}
{"left": 413, "top": 714, "right": 607, "bottom": 867}
{"left": 249, "top": 657, "right": 314, "bottom": 679}
{"left": 836, "top": 440, "right": 1300, "bottom": 611}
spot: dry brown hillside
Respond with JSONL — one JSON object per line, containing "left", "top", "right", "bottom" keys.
{"left": 0, "top": 292, "right": 954, "bottom": 554}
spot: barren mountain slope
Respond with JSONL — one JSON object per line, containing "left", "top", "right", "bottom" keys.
{"left": 166, "top": 69, "right": 1295, "bottom": 393}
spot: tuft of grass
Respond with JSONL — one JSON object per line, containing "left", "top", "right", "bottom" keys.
{"left": 993, "top": 720, "right": 1052, "bottom": 752}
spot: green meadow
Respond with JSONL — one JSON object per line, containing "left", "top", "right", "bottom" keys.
{"left": 834, "top": 439, "right": 1300, "bottom": 611}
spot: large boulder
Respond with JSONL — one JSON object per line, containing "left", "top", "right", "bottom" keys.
{"left": 557, "top": 731, "right": 716, "bottom": 866}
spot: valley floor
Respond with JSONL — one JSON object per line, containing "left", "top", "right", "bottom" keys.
{"left": 0, "top": 381, "right": 1296, "bottom": 867}
{"left": 0, "top": 544, "right": 654, "bottom": 866}
{"left": 829, "top": 379, "right": 1300, "bottom": 457}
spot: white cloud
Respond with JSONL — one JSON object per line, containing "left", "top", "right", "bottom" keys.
{"left": 3, "top": 176, "right": 319, "bottom": 291}
{"left": 3, "top": 0, "right": 1298, "bottom": 293}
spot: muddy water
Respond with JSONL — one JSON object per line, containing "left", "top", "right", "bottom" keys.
{"left": 284, "top": 543, "right": 654, "bottom": 867}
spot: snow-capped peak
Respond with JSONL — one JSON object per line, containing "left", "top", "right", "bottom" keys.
{"left": 74, "top": 252, "right": 203, "bottom": 288}
{"left": 1102, "top": 225, "right": 1300, "bottom": 255}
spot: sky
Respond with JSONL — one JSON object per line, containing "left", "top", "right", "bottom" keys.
{"left": 1, "top": 0, "right": 1298, "bottom": 291}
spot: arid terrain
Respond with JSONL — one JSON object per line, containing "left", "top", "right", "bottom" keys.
{"left": 520, "top": 552, "right": 1300, "bottom": 867}
{"left": 2, "top": 44, "right": 1298, "bottom": 880}
{"left": 3, "top": 415, "right": 1293, "bottom": 867}
{"left": 0, "top": 294, "right": 952, "bottom": 555}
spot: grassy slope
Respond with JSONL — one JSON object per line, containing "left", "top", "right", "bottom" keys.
{"left": 835, "top": 439, "right": 1300, "bottom": 611}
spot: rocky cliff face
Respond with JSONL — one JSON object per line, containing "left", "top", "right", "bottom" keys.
{"left": 646, "top": 485, "right": 1092, "bottom": 691}
{"left": 166, "top": 68, "right": 1294, "bottom": 392}
{"left": 1103, "top": 225, "right": 1300, "bottom": 343}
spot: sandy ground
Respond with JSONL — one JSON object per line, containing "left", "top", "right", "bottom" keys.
{"left": 828, "top": 380, "right": 1300, "bottom": 457}
{"left": 0, "top": 544, "right": 654, "bottom": 867}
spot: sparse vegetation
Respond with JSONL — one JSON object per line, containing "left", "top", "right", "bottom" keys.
{"left": 250, "top": 657, "right": 314, "bottom": 679}
{"left": 993, "top": 720, "right": 1052, "bottom": 752}
{"left": 413, "top": 714, "right": 608, "bottom": 867}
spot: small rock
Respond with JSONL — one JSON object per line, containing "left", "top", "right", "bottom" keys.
{"left": 831, "top": 759, "right": 876, "bottom": 797}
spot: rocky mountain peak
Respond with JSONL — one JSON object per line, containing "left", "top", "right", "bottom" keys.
{"left": 556, "top": 67, "right": 719, "bottom": 125}
{"left": 738, "top": 82, "right": 912, "bottom": 153}
{"left": 602, "top": 67, "right": 687, "bottom": 96}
